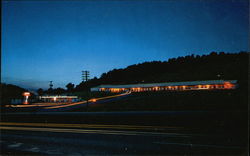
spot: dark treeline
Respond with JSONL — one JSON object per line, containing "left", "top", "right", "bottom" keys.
{"left": 38, "top": 87, "right": 66, "bottom": 96}
{"left": 75, "top": 51, "right": 249, "bottom": 91}
{"left": 37, "top": 82, "right": 75, "bottom": 96}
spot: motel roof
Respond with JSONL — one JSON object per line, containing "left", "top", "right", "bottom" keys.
{"left": 91, "top": 80, "right": 237, "bottom": 89}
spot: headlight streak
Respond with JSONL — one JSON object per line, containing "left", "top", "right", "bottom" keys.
{"left": 44, "top": 91, "right": 131, "bottom": 109}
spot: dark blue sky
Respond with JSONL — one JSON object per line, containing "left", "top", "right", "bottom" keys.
{"left": 2, "top": 0, "right": 249, "bottom": 90}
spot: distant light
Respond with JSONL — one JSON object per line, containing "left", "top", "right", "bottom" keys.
{"left": 154, "top": 86, "right": 159, "bottom": 90}
{"left": 90, "top": 99, "right": 97, "bottom": 102}
{"left": 224, "top": 82, "right": 234, "bottom": 89}
{"left": 53, "top": 97, "right": 57, "bottom": 102}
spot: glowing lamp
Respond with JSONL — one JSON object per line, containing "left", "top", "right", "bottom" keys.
{"left": 23, "top": 92, "right": 31, "bottom": 96}
{"left": 22, "top": 92, "right": 31, "bottom": 104}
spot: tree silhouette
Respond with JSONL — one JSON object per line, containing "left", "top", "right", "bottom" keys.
{"left": 66, "top": 83, "right": 75, "bottom": 92}
{"left": 37, "top": 88, "right": 44, "bottom": 96}
{"left": 1, "top": 83, "right": 27, "bottom": 106}
{"left": 53, "top": 88, "right": 66, "bottom": 95}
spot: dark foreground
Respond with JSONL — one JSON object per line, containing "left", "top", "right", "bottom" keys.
{"left": 1, "top": 111, "right": 248, "bottom": 155}
{"left": 1, "top": 126, "right": 247, "bottom": 155}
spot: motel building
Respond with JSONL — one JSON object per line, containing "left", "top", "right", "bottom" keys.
{"left": 38, "top": 95, "right": 79, "bottom": 103}
{"left": 90, "top": 80, "right": 237, "bottom": 93}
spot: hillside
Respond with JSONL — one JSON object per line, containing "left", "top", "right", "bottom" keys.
{"left": 75, "top": 52, "right": 249, "bottom": 91}
{"left": 0, "top": 83, "right": 28, "bottom": 106}
{"left": 81, "top": 89, "right": 247, "bottom": 112}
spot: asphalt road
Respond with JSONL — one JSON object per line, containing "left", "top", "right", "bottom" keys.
{"left": 0, "top": 122, "right": 247, "bottom": 155}
{"left": 1, "top": 111, "right": 248, "bottom": 155}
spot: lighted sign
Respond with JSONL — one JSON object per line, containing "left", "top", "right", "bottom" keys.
{"left": 23, "top": 92, "right": 31, "bottom": 96}
{"left": 23, "top": 92, "right": 31, "bottom": 104}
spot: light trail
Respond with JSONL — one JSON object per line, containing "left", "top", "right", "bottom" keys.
{"left": 5, "top": 91, "right": 131, "bottom": 110}
{"left": 43, "top": 101, "right": 87, "bottom": 109}
{"left": 44, "top": 91, "right": 131, "bottom": 109}
{"left": 0, "top": 122, "right": 183, "bottom": 131}
{"left": 93, "top": 91, "right": 131, "bottom": 101}
{"left": 6, "top": 105, "right": 39, "bottom": 108}
{"left": 0, "top": 126, "right": 188, "bottom": 137}
{"left": 31, "top": 103, "right": 69, "bottom": 106}
{"left": 7, "top": 103, "right": 69, "bottom": 108}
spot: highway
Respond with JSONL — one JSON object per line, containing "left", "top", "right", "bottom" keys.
{"left": 0, "top": 122, "right": 247, "bottom": 155}
{"left": 1, "top": 110, "right": 248, "bottom": 155}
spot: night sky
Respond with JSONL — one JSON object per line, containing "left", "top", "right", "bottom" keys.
{"left": 2, "top": 0, "right": 249, "bottom": 90}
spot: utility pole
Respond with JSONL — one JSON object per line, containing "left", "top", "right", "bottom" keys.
{"left": 82, "top": 71, "right": 90, "bottom": 82}
{"left": 48, "top": 81, "right": 53, "bottom": 96}
{"left": 82, "top": 70, "right": 90, "bottom": 111}
{"left": 49, "top": 81, "right": 53, "bottom": 89}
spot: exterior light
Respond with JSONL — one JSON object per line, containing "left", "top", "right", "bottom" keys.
{"left": 23, "top": 92, "right": 31, "bottom": 96}
{"left": 224, "top": 82, "right": 234, "bottom": 89}
{"left": 53, "top": 97, "right": 57, "bottom": 102}
{"left": 22, "top": 92, "right": 31, "bottom": 104}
